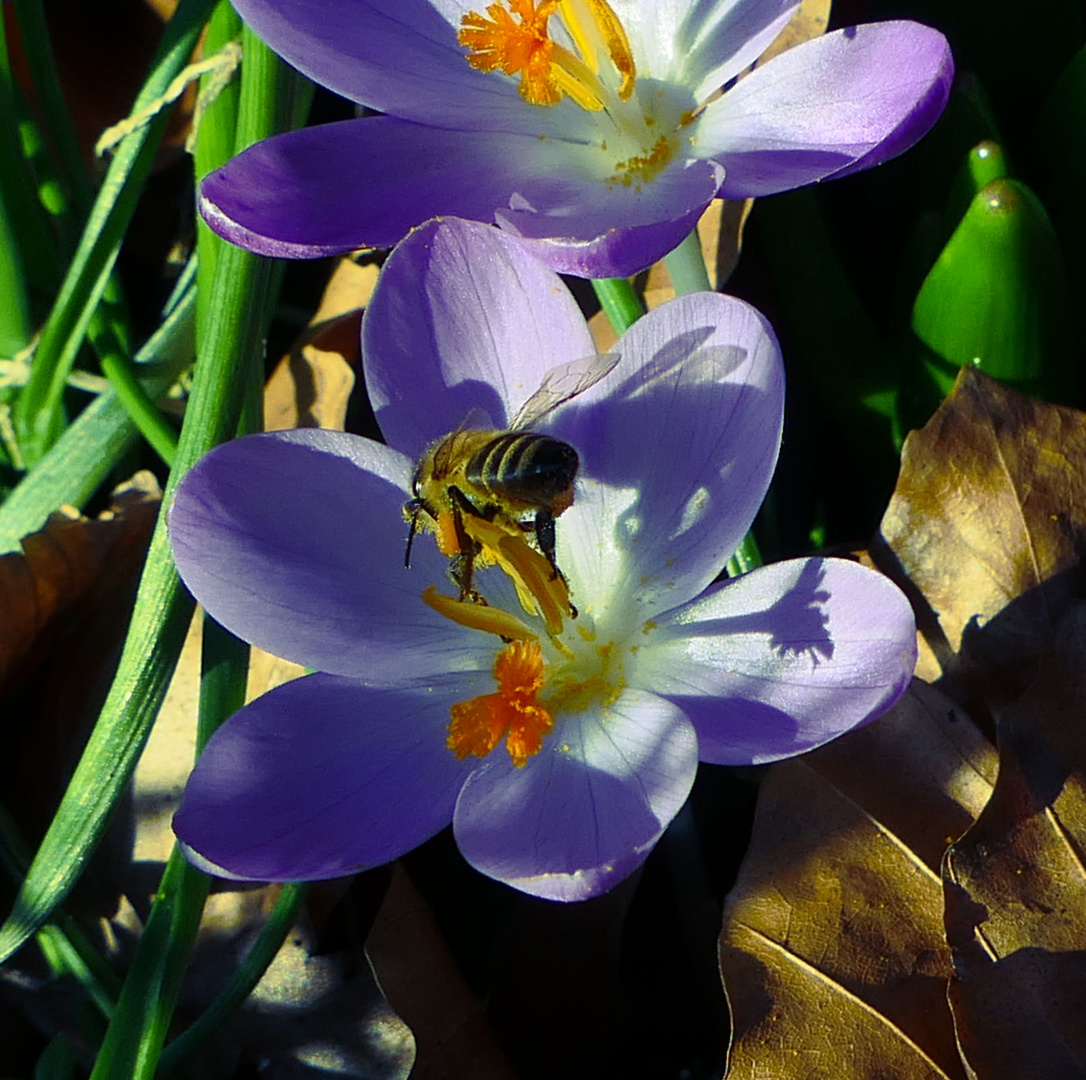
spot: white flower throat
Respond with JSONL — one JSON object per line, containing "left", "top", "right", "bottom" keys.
{"left": 459, "top": 0, "right": 695, "bottom": 189}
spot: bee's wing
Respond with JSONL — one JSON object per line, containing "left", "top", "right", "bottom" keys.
{"left": 509, "top": 352, "right": 620, "bottom": 430}
{"left": 457, "top": 406, "right": 493, "bottom": 432}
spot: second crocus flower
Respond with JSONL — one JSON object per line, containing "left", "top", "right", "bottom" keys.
{"left": 200, "top": 0, "right": 953, "bottom": 276}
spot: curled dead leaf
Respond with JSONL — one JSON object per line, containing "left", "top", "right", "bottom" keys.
{"left": 721, "top": 681, "right": 997, "bottom": 1080}
{"left": 874, "top": 367, "right": 1086, "bottom": 705}
{"left": 943, "top": 604, "right": 1086, "bottom": 1078}
{"left": 0, "top": 472, "right": 160, "bottom": 690}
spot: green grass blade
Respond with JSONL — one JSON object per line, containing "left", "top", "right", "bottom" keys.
{"left": 158, "top": 882, "right": 309, "bottom": 1073}
{"left": 0, "top": 240, "right": 273, "bottom": 966}
{"left": 0, "top": 281, "right": 196, "bottom": 553}
{"left": 12, "top": 0, "right": 216, "bottom": 464}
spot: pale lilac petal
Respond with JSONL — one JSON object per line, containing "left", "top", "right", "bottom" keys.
{"left": 494, "top": 158, "right": 723, "bottom": 277}
{"left": 552, "top": 292, "right": 784, "bottom": 622}
{"left": 363, "top": 218, "right": 595, "bottom": 459}
{"left": 630, "top": 557, "right": 917, "bottom": 765}
{"left": 174, "top": 674, "right": 480, "bottom": 880}
{"left": 695, "top": 22, "right": 953, "bottom": 197}
{"left": 230, "top": 0, "right": 552, "bottom": 132}
{"left": 678, "top": 0, "right": 798, "bottom": 101}
{"left": 453, "top": 690, "right": 698, "bottom": 900}
{"left": 168, "top": 430, "right": 493, "bottom": 681}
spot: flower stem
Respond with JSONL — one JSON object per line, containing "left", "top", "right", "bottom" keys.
{"left": 726, "top": 532, "right": 763, "bottom": 577}
{"left": 592, "top": 276, "right": 644, "bottom": 336}
{"left": 663, "top": 227, "right": 712, "bottom": 295}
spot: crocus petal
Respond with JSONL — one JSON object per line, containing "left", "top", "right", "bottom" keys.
{"left": 494, "top": 159, "right": 724, "bottom": 278}
{"left": 169, "top": 429, "right": 493, "bottom": 681}
{"left": 453, "top": 690, "right": 698, "bottom": 900}
{"left": 229, "top": 0, "right": 554, "bottom": 133}
{"left": 200, "top": 118, "right": 573, "bottom": 260}
{"left": 363, "top": 218, "right": 595, "bottom": 459}
{"left": 553, "top": 292, "right": 784, "bottom": 621}
{"left": 200, "top": 117, "right": 722, "bottom": 278}
{"left": 696, "top": 21, "right": 954, "bottom": 197}
{"left": 631, "top": 557, "right": 917, "bottom": 765}
{"left": 674, "top": 0, "right": 799, "bottom": 102}
{"left": 174, "top": 674, "right": 481, "bottom": 880}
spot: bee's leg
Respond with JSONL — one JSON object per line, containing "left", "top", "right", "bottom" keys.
{"left": 533, "top": 510, "right": 577, "bottom": 618}
{"left": 534, "top": 510, "right": 561, "bottom": 579}
{"left": 448, "top": 487, "right": 482, "bottom": 601}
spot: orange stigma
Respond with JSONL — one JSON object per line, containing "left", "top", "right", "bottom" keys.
{"left": 459, "top": 0, "right": 634, "bottom": 110}
{"left": 460, "top": 0, "right": 564, "bottom": 105}
{"left": 448, "top": 640, "right": 554, "bottom": 767}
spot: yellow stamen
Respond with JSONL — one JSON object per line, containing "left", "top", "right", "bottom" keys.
{"left": 462, "top": 515, "right": 572, "bottom": 637}
{"left": 422, "top": 585, "right": 537, "bottom": 641}
{"left": 448, "top": 640, "right": 554, "bottom": 766}
{"left": 558, "top": 0, "right": 634, "bottom": 101}
{"left": 459, "top": 0, "right": 633, "bottom": 110}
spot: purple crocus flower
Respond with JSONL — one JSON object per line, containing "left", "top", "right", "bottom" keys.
{"left": 200, "top": 0, "right": 953, "bottom": 276}
{"left": 169, "top": 218, "right": 916, "bottom": 901}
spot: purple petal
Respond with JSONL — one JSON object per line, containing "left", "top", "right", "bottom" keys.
{"left": 631, "top": 557, "right": 917, "bottom": 765}
{"left": 495, "top": 204, "right": 709, "bottom": 281}
{"left": 168, "top": 430, "right": 492, "bottom": 680}
{"left": 199, "top": 118, "right": 565, "bottom": 259}
{"left": 363, "top": 218, "right": 595, "bottom": 459}
{"left": 229, "top": 0, "right": 548, "bottom": 132}
{"left": 552, "top": 293, "right": 784, "bottom": 620}
{"left": 175, "top": 674, "right": 480, "bottom": 880}
{"left": 696, "top": 21, "right": 953, "bottom": 197}
{"left": 199, "top": 118, "right": 718, "bottom": 277}
{"left": 453, "top": 690, "right": 698, "bottom": 900}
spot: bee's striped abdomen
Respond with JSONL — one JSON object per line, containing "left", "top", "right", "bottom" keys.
{"left": 467, "top": 433, "right": 578, "bottom": 506}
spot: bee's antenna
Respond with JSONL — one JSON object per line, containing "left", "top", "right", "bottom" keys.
{"left": 405, "top": 509, "right": 420, "bottom": 569}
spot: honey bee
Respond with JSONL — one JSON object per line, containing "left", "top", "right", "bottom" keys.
{"left": 404, "top": 352, "right": 619, "bottom": 606}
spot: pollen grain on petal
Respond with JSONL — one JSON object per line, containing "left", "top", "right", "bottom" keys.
{"left": 447, "top": 640, "right": 554, "bottom": 767}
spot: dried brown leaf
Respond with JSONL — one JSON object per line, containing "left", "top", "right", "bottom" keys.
{"left": 756, "top": 0, "right": 831, "bottom": 67}
{"left": 943, "top": 604, "right": 1086, "bottom": 1079}
{"left": 721, "top": 681, "right": 997, "bottom": 1080}
{"left": 875, "top": 367, "right": 1086, "bottom": 702}
{"left": 0, "top": 472, "right": 160, "bottom": 690}
{"left": 264, "top": 258, "right": 376, "bottom": 432}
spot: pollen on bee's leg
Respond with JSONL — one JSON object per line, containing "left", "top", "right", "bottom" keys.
{"left": 461, "top": 516, "right": 572, "bottom": 636}
{"left": 448, "top": 640, "right": 554, "bottom": 767}
{"left": 423, "top": 586, "right": 537, "bottom": 641}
